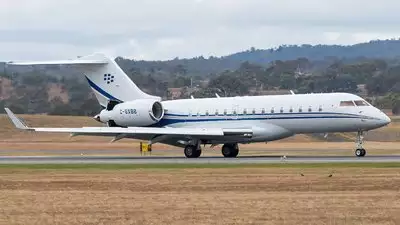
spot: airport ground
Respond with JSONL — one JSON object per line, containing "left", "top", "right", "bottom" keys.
{"left": 0, "top": 114, "right": 399, "bottom": 225}
{"left": 0, "top": 164, "right": 399, "bottom": 225}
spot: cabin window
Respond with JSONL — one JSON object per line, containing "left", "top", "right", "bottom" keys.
{"left": 308, "top": 106, "right": 312, "bottom": 112}
{"left": 243, "top": 109, "right": 247, "bottom": 115}
{"left": 252, "top": 108, "right": 256, "bottom": 114}
{"left": 271, "top": 107, "right": 275, "bottom": 113}
{"left": 215, "top": 109, "right": 219, "bottom": 116}
{"left": 298, "top": 107, "right": 302, "bottom": 113}
{"left": 289, "top": 107, "right": 293, "bottom": 113}
{"left": 261, "top": 108, "right": 265, "bottom": 114}
{"left": 205, "top": 110, "right": 209, "bottom": 116}
{"left": 280, "top": 107, "right": 284, "bottom": 113}
{"left": 318, "top": 106, "right": 323, "bottom": 112}
{"left": 233, "top": 109, "right": 237, "bottom": 115}
{"left": 224, "top": 109, "right": 227, "bottom": 115}
{"left": 340, "top": 101, "right": 355, "bottom": 106}
{"left": 354, "top": 100, "right": 369, "bottom": 106}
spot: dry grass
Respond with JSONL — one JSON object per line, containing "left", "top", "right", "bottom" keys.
{"left": 0, "top": 168, "right": 399, "bottom": 225}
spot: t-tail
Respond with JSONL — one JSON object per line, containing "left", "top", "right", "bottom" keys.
{"left": 8, "top": 53, "right": 160, "bottom": 107}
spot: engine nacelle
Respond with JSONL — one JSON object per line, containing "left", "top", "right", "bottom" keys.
{"left": 98, "top": 99, "right": 164, "bottom": 127}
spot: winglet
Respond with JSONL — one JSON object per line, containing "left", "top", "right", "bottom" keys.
{"left": 4, "top": 108, "right": 31, "bottom": 130}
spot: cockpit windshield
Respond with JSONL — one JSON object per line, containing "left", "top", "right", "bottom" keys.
{"left": 340, "top": 100, "right": 370, "bottom": 107}
{"left": 354, "top": 100, "right": 369, "bottom": 106}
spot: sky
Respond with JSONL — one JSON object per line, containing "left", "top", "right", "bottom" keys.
{"left": 1, "top": 0, "right": 400, "bottom": 61}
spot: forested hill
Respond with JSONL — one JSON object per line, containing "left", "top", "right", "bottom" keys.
{"left": 120, "top": 39, "right": 400, "bottom": 76}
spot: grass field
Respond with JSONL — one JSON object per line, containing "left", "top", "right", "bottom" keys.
{"left": 0, "top": 165, "right": 399, "bottom": 225}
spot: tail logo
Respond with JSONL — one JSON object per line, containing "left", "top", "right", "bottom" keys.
{"left": 103, "top": 73, "right": 115, "bottom": 84}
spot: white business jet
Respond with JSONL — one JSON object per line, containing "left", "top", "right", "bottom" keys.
{"left": 5, "top": 53, "right": 391, "bottom": 158}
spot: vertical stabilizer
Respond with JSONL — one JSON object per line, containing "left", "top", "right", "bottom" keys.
{"left": 78, "top": 53, "right": 160, "bottom": 106}
{"left": 8, "top": 53, "right": 161, "bottom": 107}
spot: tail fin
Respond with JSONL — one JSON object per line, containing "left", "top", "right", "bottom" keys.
{"left": 8, "top": 53, "right": 160, "bottom": 107}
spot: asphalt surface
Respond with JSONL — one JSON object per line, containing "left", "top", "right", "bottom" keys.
{"left": 0, "top": 155, "right": 399, "bottom": 164}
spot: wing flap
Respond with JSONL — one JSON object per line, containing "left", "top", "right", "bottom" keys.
{"left": 34, "top": 127, "right": 225, "bottom": 136}
{"left": 223, "top": 128, "right": 253, "bottom": 136}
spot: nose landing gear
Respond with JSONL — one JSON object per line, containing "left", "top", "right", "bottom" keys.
{"left": 355, "top": 131, "right": 366, "bottom": 157}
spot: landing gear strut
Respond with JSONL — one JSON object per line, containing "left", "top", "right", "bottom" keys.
{"left": 184, "top": 145, "right": 202, "bottom": 158}
{"left": 222, "top": 143, "right": 239, "bottom": 158}
{"left": 355, "top": 131, "right": 366, "bottom": 157}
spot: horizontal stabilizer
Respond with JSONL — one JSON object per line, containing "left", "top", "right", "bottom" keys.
{"left": 7, "top": 59, "right": 108, "bottom": 66}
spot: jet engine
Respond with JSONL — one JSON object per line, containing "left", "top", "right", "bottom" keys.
{"left": 96, "top": 99, "right": 164, "bottom": 127}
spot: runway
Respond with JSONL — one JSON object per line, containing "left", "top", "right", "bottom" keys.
{"left": 0, "top": 155, "right": 399, "bottom": 164}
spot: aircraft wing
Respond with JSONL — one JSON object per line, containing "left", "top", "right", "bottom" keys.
{"left": 5, "top": 108, "right": 253, "bottom": 141}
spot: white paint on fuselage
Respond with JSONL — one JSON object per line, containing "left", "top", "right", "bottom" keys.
{"left": 158, "top": 93, "right": 390, "bottom": 143}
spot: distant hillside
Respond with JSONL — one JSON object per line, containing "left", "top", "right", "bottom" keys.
{"left": 0, "top": 62, "right": 5, "bottom": 74}
{"left": 227, "top": 39, "right": 400, "bottom": 63}
{"left": 4, "top": 39, "right": 400, "bottom": 77}
{"left": 118, "top": 39, "right": 400, "bottom": 76}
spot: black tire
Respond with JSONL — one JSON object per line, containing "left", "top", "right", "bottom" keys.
{"left": 193, "top": 149, "right": 202, "bottom": 158}
{"left": 230, "top": 147, "right": 239, "bottom": 158}
{"left": 361, "top": 149, "right": 366, "bottom": 157}
{"left": 355, "top": 148, "right": 365, "bottom": 157}
{"left": 222, "top": 144, "right": 239, "bottom": 158}
{"left": 184, "top": 145, "right": 201, "bottom": 158}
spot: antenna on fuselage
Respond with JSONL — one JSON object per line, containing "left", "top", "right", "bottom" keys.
{"left": 215, "top": 93, "right": 220, "bottom": 98}
{"left": 290, "top": 90, "right": 295, "bottom": 95}
{"left": 190, "top": 95, "right": 194, "bottom": 99}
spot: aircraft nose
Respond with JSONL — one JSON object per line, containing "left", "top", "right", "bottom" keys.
{"left": 380, "top": 113, "right": 391, "bottom": 126}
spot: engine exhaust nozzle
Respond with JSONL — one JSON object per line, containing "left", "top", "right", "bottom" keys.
{"left": 93, "top": 114, "right": 101, "bottom": 122}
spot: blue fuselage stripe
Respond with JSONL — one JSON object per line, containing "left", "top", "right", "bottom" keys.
{"left": 153, "top": 113, "right": 366, "bottom": 127}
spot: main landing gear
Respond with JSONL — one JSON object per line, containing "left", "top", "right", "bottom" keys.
{"left": 184, "top": 144, "right": 202, "bottom": 158}
{"left": 355, "top": 131, "right": 366, "bottom": 157}
{"left": 221, "top": 143, "right": 239, "bottom": 158}
{"left": 183, "top": 143, "right": 240, "bottom": 158}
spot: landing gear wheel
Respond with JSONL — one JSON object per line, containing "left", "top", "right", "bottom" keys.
{"left": 355, "top": 131, "right": 366, "bottom": 157}
{"left": 355, "top": 148, "right": 366, "bottom": 157}
{"left": 222, "top": 144, "right": 239, "bottom": 158}
{"left": 184, "top": 145, "right": 202, "bottom": 158}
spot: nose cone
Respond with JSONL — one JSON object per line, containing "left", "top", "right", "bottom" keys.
{"left": 380, "top": 113, "right": 391, "bottom": 126}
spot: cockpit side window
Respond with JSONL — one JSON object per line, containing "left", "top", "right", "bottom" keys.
{"left": 354, "top": 100, "right": 369, "bottom": 106}
{"left": 340, "top": 101, "right": 355, "bottom": 106}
